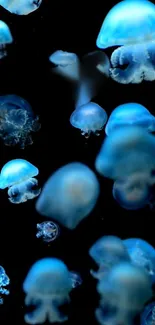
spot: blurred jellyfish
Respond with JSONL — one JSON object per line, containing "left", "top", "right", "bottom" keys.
{"left": 23, "top": 258, "right": 72, "bottom": 324}
{"left": 96, "top": 0, "right": 155, "bottom": 83}
{"left": 95, "top": 126, "right": 155, "bottom": 180}
{"left": 49, "top": 50, "right": 110, "bottom": 108}
{"left": 36, "top": 162, "right": 100, "bottom": 229}
{"left": 0, "top": 21, "right": 13, "bottom": 59}
{"left": 140, "top": 302, "right": 155, "bottom": 325}
{"left": 70, "top": 102, "right": 108, "bottom": 138}
{"left": 96, "top": 262, "right": 152, "bottom": 325}
{"left": 0, "top": 159, "right": 41, "bottom": 204}
{"left": 0, "top": 94, "right": 40, "bottom": 149}
{"left": 0, "top": 0, "right": 42, "bottom": 15}
{"left": 0, "top": 265, "right": 10, "bottom": 304}
{"left": 69, "top": 271, "right": 82, "bottom": 289}
{"left": 89, "top": 235, "right": 130, "bottom": 280}
{"left": 123, "top": 238, "right": 155, "bottom": 284}
{"left": 105, "top": 103, "right": 155, "bottom": 135}
{"left": 36, "top": 221, "right": 60, "bottom": 243}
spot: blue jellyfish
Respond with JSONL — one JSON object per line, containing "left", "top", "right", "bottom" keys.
{"left": 0, "top": 21, "right": 13, "bottom": 59}
{"left": 89, "top": 235, "right": 130, "bottom": 280}
{"left": 105, "top": 103, "right": 155, "bottom": 136}
{"left": 0, "top": 0, "right": 42, "bottom": 15}
{"left": 69, "top": 271, "right": 82, "bottom": 289}
{"left": 140, "top": 302, "right": 155, "bottom": 325}
{"left": 36, "top": 221, "right": 60, "bottom": 243}
{"left": 36, "top": 162, "right": 100, "bottom": 229}
{"left": 23, "top": 258, "right": 72, "bottom": 324}
{"left": 0, "top": 94, "right": 40, "bottom": 149}
{"left": 96, "top": 262, "right": 152, "bottom": 325}
{"left": 0, "top": 265, "right": 10, "bottom": 304}
{"left": 95, "top": 126, "right": 155, "bottom": 180}
{"left": 123, "top": 238, "right": 155, "bottom": 284}
{"left": 70, "top": 102, "right": 108, "bottom": 138}
{"left": 96, "top": 0, "right": 155, "bottom": 83}
{"left": 0, "top": 159, "right": 41, "bottom": 204}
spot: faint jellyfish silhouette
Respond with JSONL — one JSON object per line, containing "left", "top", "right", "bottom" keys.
{"left": 0, "top": 94, "right": 40, "bottom": 149}
{"left": 140, "top": 302, "right": 155, "bottom": 325}
{"left": 0, "top": 0, "right": 42, "bottom": 15}
{"left": 0, "top": 159, "right": 41, "bottom": 204}
{"left": 95, "top": 126, "right": 155, "bottom": 180}
{"left": 0, "top": 265, "right": 10, "bottom": 304}
{"left": 36, "top": 221, "right": 60, "bottom": 243}
{"left": 96, "top": 262, "right": 152, "bottom": 325}
{"left": 69, "top": 271, "right": 82, "bottom": 289}
{"left": 105, "top": 103, "right": 155, "bottom": 136}
{"left": 89, "top": 235, "right": 130, "bottom": 280}
{"left": 96, "top": 0, "right": 155, "bottom": 83}
{"left": 36, "top": 162, "right": 100, "bottom": 229}
{"left": 123, "top": 238, "right": 155, "bottom": 284}
{"left": 23, "top": 258, "right": 72, "bottom": 324}
{"left": 70, "top": 102, "right": 108, "bottom": 138}
{"left": 0, "top": 20, "right": 13, "bottom": 59}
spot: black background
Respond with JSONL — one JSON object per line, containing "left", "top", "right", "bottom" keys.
{"left": 0, "top": 0, "right": 154, "bottom": 324}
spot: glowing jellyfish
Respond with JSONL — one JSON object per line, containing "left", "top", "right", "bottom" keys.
{"left": 89, "top": 235, "right": 130, "bottom": 280}
{"left": 140, "top": 302, "right": 155, "bottom": 325}
{"left": 105, "top": 103, "right": 155, "bottom": 135}
{"left": 123, "top": 238, "right": 155, "bottom": 284}
{"left": 69, "top": 271, "right": 82, "bottom": 289}
{"left": 0, "top": 159, "right": 41, "bottom": 204}
{"left": 23, "top": 258, "right": 72, "bottom": 324}
{"left": 36, "top": 162, "right": 100, "bottom": 229}
{"left": 0, "top": 0, "right": 42, "bottom": 15}
{"left": 70, "top": 102, "right": 107, "bottom": 138}
{"left": 95, "top": 126, "right": 155, "bottom": 180}
{"left": 96, "top": 262, "right": 152, "bottom": 325}
{"left": 0, "top": 94, "right": 40, "bottom": 149}
{"left": 0, "top": 20, "right": 13, "bottom": 59}
{"left": 96, "top": 0, "right": 155, "bottom": 83}
{"left": 0, "top": 265, "right": 10, "bottom": 304}
{"left": 36, "top": 221, "right": 60, "bottom": 243}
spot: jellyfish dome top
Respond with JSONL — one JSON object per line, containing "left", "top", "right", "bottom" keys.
{"left": 96, "top": 0, "right": 155, "bottom": 83}
{"left": 0, "top": 20, "right": 13, "bottom": 44}
{"left": 0, "top": 0, "right": 42, "bottom": 15}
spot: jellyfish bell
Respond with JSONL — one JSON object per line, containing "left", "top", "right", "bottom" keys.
{"left": 0, "top": 0, "right": 42, "bottom": 15}
{"left": 0, "top": 21, "right": 13, "bottom": 59}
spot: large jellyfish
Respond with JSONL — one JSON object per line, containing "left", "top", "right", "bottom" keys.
{"left": 0, "top": 21, "right": 13, "bottom": 59}
{"left": 140, "top": 302, "right": 155, "bottom": 325}
{"left": 0, "top": 0, "right": 42, "bottom": 15}
{"left": 36, "top": 221, "right": 60, "bottom": 243}
{"left": 23, "top": 258, "right": 72, "bottom": 324}
{"left": 0, "top": 94, "right": 40, "bottom": 149}
{"left": 89, "top": 235, "right": 130, "bottom": 280}
{"left": 95, "top": 126, "right": 155, "bottom": 180}
{"left": 36, "top": 162, "right": 100, "bottom": 229}
{"left": 123, "top": 238, "right": 155, "bottom": 284}
{"left": 70, "top": 102, "right": 108, "bottom": 138}
{"left": 96, "top": 0, "right": 155, "bottom": 83}
{"left": 96, "top": 262, "right": 152, "bottom": 325}
{"left": 105, "top": 103, "right": 155, "bottom": 136}
{"left": 0, "top": 159, "right": 41, "bottom": 204}
{"left": 0, "top": 265, "right": 10, "bottom": 304}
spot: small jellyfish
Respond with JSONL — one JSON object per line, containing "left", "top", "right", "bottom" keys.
{"left": 123, "top": 238, "right": 155, "bottom": 284}
{"left": 0, "top": 21, "right": 13, "bottom": 59}
{"left": 96, "top": 262, "right": 152, "bottom": 325}
{"left": 70, "top": 102, "right": 108, "bottom": 138}
{"left": 69, "top": 271, "right": 82, "bottom": 289}
{"left": 36, "top": 162, "right": 100, "bottom": 229}
{"left": 36, "top": 221, "right": 60, "bottom": 243}
{"left": 96, "top": 0, "right": 155, "bottom": 83}
{"left": 0, "top": 159, "right": 41, "bottom": 204}
{"left": 0, "top": 94, "right": 40, "bottom": 149}
{"left": 105, "top": 103, "right": 155, "bottom": 135}
{"left": 89, "top": 235, "right": 130, "bottom": 280}
{"left": 23, "top": 258, "right": 72, "bottom": 324}
{"left": 0, "top": 265, "right": 10, "bottom": 304}
{"left": 140, "top": 302, "right": 155, "bottom": 325}
{"left": 0, "top": 0, "right": 42, "bottom": 15}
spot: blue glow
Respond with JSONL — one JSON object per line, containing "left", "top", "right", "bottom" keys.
{"left": 0, "top": 0, "right": 42, "bottom": 15}
{"left": 36, "top": 221, "right": 60, "bottom": 243}
{"left": 23, "top": 258, "right": 72, "bottom": 324}
{"left": 36, "top": 162, "right": 100, "bottom": 229}
{"left": 96, "top": 0, "right": 155, "bottom": 83}
{"left": 140, "top": 302, "right": 155, "bottom": 325}
{"left": 70, "top": 102, "right": 108, "bottom": 137}
{"left": 69, "top": 271, "right": 82, "bottom": 289}
{"left": 0, "top": 265, "right": 10, "bottom": 304}
{"left": 105, "top": 103, "right": 155, "bottom": 135}
{"left": 123, "top": 238, "right": 155, "bottom": 283}
{"left": 0, "top": 21, "right": 13, "bottom": 59}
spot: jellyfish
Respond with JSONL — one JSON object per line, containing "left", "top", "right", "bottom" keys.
{"left": 0, "top": 94, "right": 40, "bottom": 149}
{"left": 0, "top": 0, "right": 42, "bottom": 15}
{"left": 89, "top": 235, "right": 130, "bottom": 280}
{"left": 140, "top": 302, "right": 155, "bottom": 325}
{"left": 0, "top": 159, "right": 41, "bottom": 204}
{"left": 96, "top": 262, "right": 152, "bottom": 325}
{"left": 0, "top": 265, "right": 10, "bottom": 304}
{"left": 123, "top": 238, "right": 155, "bottom": 284}
{"left": 23, "top": 258, "right": 72, "bottom": 324}
{"left": 0, "top": 21, "right": 13, "bottom": 59}
{"left": 70, "top": 102, "right": 108, "bottom": 138}
{"left": 36, "top": 221, "right": 60, "bottom": 243}
{"left": 105, "top": 103, "right": 155, "bottom": 136}
{"left": 96, "top": 0, "right": 155, "bottom": 83}
{"left": 36, "top": 162, "right": 100, "bottom": 229}
{"left": 95, "top": 126, "right": 155, "bottom": 180}
{"left": 69, "top": 271, "right": 82, "bottom": 289}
